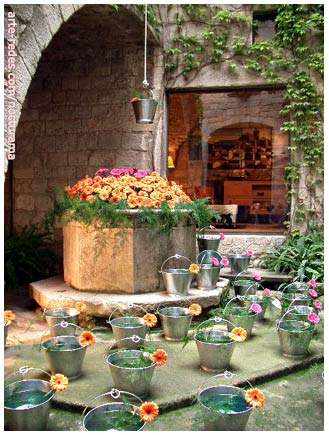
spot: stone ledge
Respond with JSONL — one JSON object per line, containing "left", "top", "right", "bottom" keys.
{"left": 30, "top": 275, "right": 229, "bottom": 317}
{"left": 220, "top": 267, "right": 291, "bottom": 282}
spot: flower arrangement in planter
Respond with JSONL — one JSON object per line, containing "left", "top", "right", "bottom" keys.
{"left": 158, "top": 302, "right": 202, "bottom": 341}
{"left": 4, "top": 310, "right": 15, "bottom": 345}
{"left": 4, "top": 366, "right": 69, "bottom": 431}
{"left": 105, "top": 336, "right": 168, "bottom": 398}
{"left": 107, "top": 304, "right": 158, "bottom": 349}
{"left": 82, "top": 388, "right": 159, "bottom": 431}
{"left": 47, "top": 167, "right": 219, "bottom": 234}
{"left": 192, "top": 317, "right": 247, "bottom": 372}
{"left": 41, "top": 321, "right": 96, "bottom": 380}
{"left": 196, "top": 371, "right": 265, "bottom": 431}
{"left": 196, "top": 250, "right": 228, "bottom": 291}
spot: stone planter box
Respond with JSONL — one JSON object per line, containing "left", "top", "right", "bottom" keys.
{"left": 63, "top": 211, "right": 196, "bottom": 294}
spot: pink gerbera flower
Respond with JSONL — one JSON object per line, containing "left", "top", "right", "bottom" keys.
{"left": 314, "top": 300, "right": 322, "bottom": 311}
{"left": 253, "top": 274, "right": 261, "bottom": 281}
{"left": 246, "top": 249, "right": 254, "bottom": 256}
{"left": 219, "top": 233, "right": 225, "bottom": 240}
{"left": 110, "top": 168, "right": 122, "bottom": 176}
{"left": 211, "top": 257, "right": 220, "bottom": 266}
{"left": 250, "top": 303, "right": 262, "bottom": 314}
{"left": 307, "top": 312, "right": 320, "bottom": 324}
{"left": 220, "top": 257, "right": 229, "bottom": 266}
{"left": 134, "top": 170, "right": 148, "bottom": 178}
{"left": 264, "top": 288, "right": 272, "bottom": 297}
{"left": 308, "top": 279, "right": 317, "bottom": 288}
{"left": 308, "top": 289, "right": 318, "bottom": 298}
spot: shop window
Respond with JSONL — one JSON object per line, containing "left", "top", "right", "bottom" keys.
{"left": 167, "top": 89, "right": 289, "bottom": 233}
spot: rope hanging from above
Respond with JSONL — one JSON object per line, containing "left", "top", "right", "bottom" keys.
{"left": 143, "top": 4, "right": 149, "bottom": 89}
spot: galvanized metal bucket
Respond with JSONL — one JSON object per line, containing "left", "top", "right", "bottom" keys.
{"left": 41, "top": 323, "right": 87, "bottom": 380}
{"left": 107, "top": 304, "right": 148, "bottom": 349}
{"left": 224, "top": 304, "right": 257, "bottom": 337}
{"left": 196, "top": 265, "right": 221, "bottom": 290}
{"left": 132, "top": 90, "right": 157, "bottom": 124}
{"left": 105, "top": 336, "right": 156, "bottom": 398}
{"left": 194, "top": 318, "right": 236, "bottom": 372}
{"left": 82, "top": 389, "right": 145, "bottom": 431}
{"left": 4, "top": 366, "right": 55, "bottom": 431}
{"left": 283, "top": 281, "right": 310, "bottom": 293}
{"left": 244, "top": 294, "right": 268, "bottom": 321}
{"left": 158, "top": 306, "right": 192, "bottom": 341}
{"left": 197, "top": 226, "right": 223, "bottom": 252}
{"left": 44, "top": 307, "right": 79, "bottom": 336}
{"left": 281, "top": 291, "right": 312, "bottom": 314}
{"left": 228, "top": 254, "right": 251, "bottom": 274}
{"left": 197, "top": 371, "right": 253, "bottom": 431}
{"left": 234, "top": 279, "right": 258, "bottom": 297}
{"left": 285, "top": 305, "right": 314, "bottom": 321}
{"left": 277, "top": 310, "right": 315, "bottom": 358}
{"left": 160, "top": 254, "right": 194, "bottom": 296}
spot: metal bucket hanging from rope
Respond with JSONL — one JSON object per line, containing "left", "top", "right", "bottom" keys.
{"left": 132, "top": 4, "right": 158, "bottom": 124}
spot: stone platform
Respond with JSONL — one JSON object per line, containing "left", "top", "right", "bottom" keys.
{"left": 220, "top": 267, "right": 291, "bottom": 282}
{"left": 30, "top": 276, "right": 230, "bottom": 317}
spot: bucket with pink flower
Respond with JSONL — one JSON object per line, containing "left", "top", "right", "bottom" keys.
{"left": 276, "top": 308, "right": 319, "bottom": 358}
{"left": 196, "top": 250, "right": 224, "bottom": 290}
{"left": 196, "top": 226, "right": 224, "bottom": 252}
{"left": 228, "top": 249, "right": 254, "bottom": 274}
{"left": 223, "top": 297, "right": 261, "bottom": 337}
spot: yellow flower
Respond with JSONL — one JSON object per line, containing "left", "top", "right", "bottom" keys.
{"left": 189, "top": 263, "right": 200, "bottom": 274}
{"left": 189, "top": 304, "right": 202, "bottom": 316}
{"left": 4, "top": 310, "right": 15, "bottom": 325}
{"left": 49, "top": 373, "right": 69, "bottom": 392}
{"left": 143, "top": 313, "right": 158, "bottom": 328}
{"left": 229, "top": 327, "right": 247, "bottom": 342}
{"left": 245, "top": 388, "right": 265, "bottom": 408}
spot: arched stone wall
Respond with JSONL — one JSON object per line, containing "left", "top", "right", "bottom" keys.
{"left": 5, "top": 4, "right": 164, "bottom": 233}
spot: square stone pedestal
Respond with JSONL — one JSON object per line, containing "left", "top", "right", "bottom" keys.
{"left": 63, "top": 215, "right": 196, "bottom": 294}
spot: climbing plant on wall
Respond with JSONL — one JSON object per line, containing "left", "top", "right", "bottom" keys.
{"left": 163, "top": 4, "right": 324, "bottom": 233}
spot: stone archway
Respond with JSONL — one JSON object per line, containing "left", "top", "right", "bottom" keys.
{"left": 5, "top": 4, "right": 164, "bottom": 236}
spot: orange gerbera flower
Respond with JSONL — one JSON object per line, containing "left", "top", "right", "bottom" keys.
{"left": 244, "top": 388, "right": 265, "bottom": 409}
{"left": 4, "top": 310, "right": 15, "bottom": 325}
{"left": 189, "top": 304, "right": 202, "bottom": 316}
{"left": 143, "top": 313, "right": 158, "bottom": 328}
{"left": 150, "top": 349, "right": 168, "bottom": 366}
{"left": 49, "top": 373, "right": 69, "bottom": 392}
{"left": 75, "top": 302, "right": 87, "bottom": 313}
{"left": 139, "top": 401, "right": 159, "bottom": 423}
{"left": 229, "top": 327, "right": 247, "bottom": 342}
{"left": 86, "top": 195, "right": 95, "bottom": 204}
{"left": 99, "top": 191, "right": 109, "bottom": 201}
{"left": 110, "top": 195, "right": 119, "bottom": 203}
{"left": 189, "top": 263, "right": 200, "bottom": 274}
{"left": 127, "top": 194, "right": 138, "bottom": 208}
{"left": 79, "top": 331, "right": 96, "bottom": 347}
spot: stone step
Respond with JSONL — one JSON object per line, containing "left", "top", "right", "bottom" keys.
{"left": 30, "top": 275, "right": 230, "bottom": 317}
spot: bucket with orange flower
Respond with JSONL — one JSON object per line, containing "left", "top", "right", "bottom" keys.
{"left": 196, "top": 371, "right": 265, "bottom": 430}
{"left": 160, "top": 254, "right": 198, "bottom": 295}
{"left": 157, "top": 298, "right": 202, "bottom": 341}
{"left": 105, "top": 336, "right": 168, "bottom": 398}
{"left": 43, "top": 299, "right": 86, "bottom": 336}
{"left": 193, "top": 318, "right": 247, "bottom": 372}
{"left": 41, "top": 321, "right": 96, "bottom": 380}
{"left": 107, "top": 303, "right": 157, "bottom": 350}
{"left": 4, "top": 309, "right": 16, "bottom": 346}
{"left": 82, "top": 388, "right": 159, "bottom": 431}
{"left": 4, "top": 366, "right": 68, "bottom": 431}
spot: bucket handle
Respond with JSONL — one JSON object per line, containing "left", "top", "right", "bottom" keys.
{"left": 198, "top": 250, "right": 221, "bottom": 267}
{"left": 222, "top": 296, "right": 244, "bottom": 315}
{"left": 198, "top": 225, "right": 216, "bottom": 235}
{"left": 198, "top": 370, "right": 253, "bottom": 394}
{"left": 107, "top": 303, "right": 148, "bottom": 325}
{"left": 195, "top": 317, "right": 236, "bottom": 332}
{"left": 159, "top": 254, "right": 192, "bottom": 273}
{"left": 276, "top": 307, "right": 311, "bottom": 330}
{"left": 40, "top": 321, "right": 84, "bottom": 343}
{"left": 104, "top": 335, "right": 149, "bottom": 358}
{"left": 156, "top": 295, "right": 194, "bottom": 314}
{"left": 5, "top": 366, "right": 51, "bottom": 384}
{"left": 233, "top": 274, "right": 261, "bottom": 298}
{"left": 82, "top": 388, "right": 143, "bottom": 419}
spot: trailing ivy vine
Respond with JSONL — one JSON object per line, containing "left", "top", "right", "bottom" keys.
{"left": 163, "top": 4, "right": 324, "bottom": 233}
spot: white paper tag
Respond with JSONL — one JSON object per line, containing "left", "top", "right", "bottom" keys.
{"left": 271, "top": 298, "right": 282, "bottom": 309}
